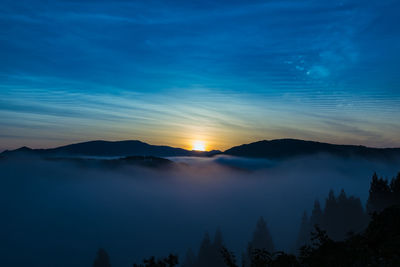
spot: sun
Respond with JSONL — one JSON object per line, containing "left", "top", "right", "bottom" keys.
{"left": 192, "top": 140, "right": 206, "bottom": 151}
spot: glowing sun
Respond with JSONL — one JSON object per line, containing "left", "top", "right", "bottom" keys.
{"left": 192, "top": 140, "right": 206, "bottom": 151}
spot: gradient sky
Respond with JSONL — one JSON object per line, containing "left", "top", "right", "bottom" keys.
{"left": 1, "top": 0, "right": 400, "bottom": 151}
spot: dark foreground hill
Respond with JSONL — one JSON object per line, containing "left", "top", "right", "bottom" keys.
{"left": 223, "top": 139, "right": 400, "bottom": 160}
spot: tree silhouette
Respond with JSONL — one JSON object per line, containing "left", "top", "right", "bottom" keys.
{"left": 244, "top": 217, "right": 274, "bottom": 266}
{"left": 295, "top": 188, "right": 369, "bottom": 253}
{"left": 221, "top": 203, "right": 400, "bottom": 266}
{"left": 220, "top": 247, "right": 238, "bottom": 267}
{"left": 300, "top": 205, "right": 400, "bottom": 266}
{"left": 270, "top": 252, "right": 300, "bottom": 267}
{"left": 197, "top": 232, "right": 213, "bottom": 266}
{"left": 133, "top": 254, "right": 178, "bottom": 267}
{"left": 223, "top": 247, "right": 300, "bottom": 267}
{"left": 211, "top": 227, "right": 226, "bottom": 267}
{"left": 98, "top": 171, "right": 400, "bottom": 267}
{"left": 391, "top": 172, "right": 400, "bottom": 204}
{"left": 321, "top": 189, "right": 368, "bottom": 240}
{"left": 390, "top": 172, "right": 400, "bottom": 193}
{"left": 182, "top": 249, "right": 196, "bottom": 267}
{"left": 310, "top": 200, "right": 322, "bottom": 228}
{"left": 367, "top": 172, "right": 391, "bottom": 213}
{"left": 249, "top": 217, "right": 274, "bottom": 252}
{"left": 93, "top": 248, "right": 111, "bottom": 267}
{"left": 323, "top": 190, "right": 338, "bottom": 238}
{"left": 295, "top": 211, "right": 311, "bottom": 249}
{"left": 191, "top": 229, "right": 227, "bottom": 267}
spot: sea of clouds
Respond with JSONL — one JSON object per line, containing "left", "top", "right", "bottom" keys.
{"left": 1, "top": 154, "right": 399, "bottom": 266}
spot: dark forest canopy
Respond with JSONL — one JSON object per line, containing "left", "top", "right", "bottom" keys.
{"left": 295, "top": 189, "right": 368, "bottom": 248}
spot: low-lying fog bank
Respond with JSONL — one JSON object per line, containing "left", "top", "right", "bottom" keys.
{"left": 1, "top": 154, "right": 399, "bottom": 266}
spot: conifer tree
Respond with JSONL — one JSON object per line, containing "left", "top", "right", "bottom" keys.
{"left": 310, "top": 200, "right": 323, "bottom": 228}
{"left": 182, "top": 249, "right": 196, "bottom": 267}
{"left": 296, "top": 211, "right": 311, "bottom": 249}
{"left": 197, "top": 232, "right": 213, "bottom": 267}
{"left": 323, "top": 190, "right": 338, "bottom": 238}
{"left": 93, "top": 248, "right": 111, "bottom": 267}
{"left": 367, "top": 172, "right": 391, "bottom": 213}
{"left": 250, "top": 217, "right": 274, "bottom": 252}
{"left": 213, "top": 227, "right": 223, "bottom": 248}
{"left": 211, "top": 228, "right": 225, "bottom": 267}
{"left": 390, "top": 172, "right": 400, "bottom": 205}
{"left": 244, "top": 217, "right": 274, "bottom": 266}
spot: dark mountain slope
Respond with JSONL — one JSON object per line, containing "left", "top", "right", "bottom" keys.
{"left": 46, "top": 140, "right": 189, "bottom": 157}
{"left": 47, "top": 155, "right": 175, "bottom": 170}
{"left": 1, "top": 140, "right": 220, "bottom": 158}
{"left": 223, "top": 139, "right": 400, "bottom": 160}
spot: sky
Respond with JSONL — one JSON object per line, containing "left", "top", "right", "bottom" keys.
{"left": 0, "top": 0, "right": 400, "bottom": 151}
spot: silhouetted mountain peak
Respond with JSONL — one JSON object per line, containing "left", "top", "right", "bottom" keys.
{"left": 16, "top": 146, "right": 33, "bottom": 152}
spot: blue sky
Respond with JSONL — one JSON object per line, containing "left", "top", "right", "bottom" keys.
{"left": 1, "top": 0, "right": 400, "bottom": 150}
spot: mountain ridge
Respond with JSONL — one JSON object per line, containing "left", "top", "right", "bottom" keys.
{"left": 2, "top": 138, "right": 400, "bottom": 160}
{"left": 0, "top": 140, "right": 221, "bottom": 158}
{"left": 224, "top": 138, "right": 400, "bottom": 160}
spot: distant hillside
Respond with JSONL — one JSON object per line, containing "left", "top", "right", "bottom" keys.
{"left": 47, "top": 156, "right": 175, "bottom": 170}
{"left": 1, "top": 140, "right": 220, "bottom": 158}
{"left": 223, "top": 139, "right": 400, "bottom": 160}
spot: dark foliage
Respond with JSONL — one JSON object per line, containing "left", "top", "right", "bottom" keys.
{"left": 222, "top": 247, "right": 300, "bottom": 267}
{"left": 367, "top": 172, "right": 400, "bottom": 214}
{"left": 221, "top": 247, "right": 238, "bottom": 267}
{"left": 132, "top": 254, "right": 178, "bottom": 267}
{"left": 248, "top": 217, "right": 274, "bottom": 252}
{"left": 95, "top": 171, "right": 400, "bottom": 267}
{"left": 182, "top": 249, "right": 196, "bottom": 267}
{"left": 182, "top": 228, "right": 226, "bottom": 267}
{"left": 295, "top": 211, "right": 311, "bottom": 249}
{"left": 324, "top": 189, "right": 368, "bottom": 240}
{"left": 296, "top": 189, "right": 368, "bottom": 249}
{"left": 243, "top": 217, "right": 275, "bottom": 266}
{"left": 299, "top": 205, "right": 400, "bottom": 267}
{"left": 222, "top": 204, "right": 400, "bottom": 266}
